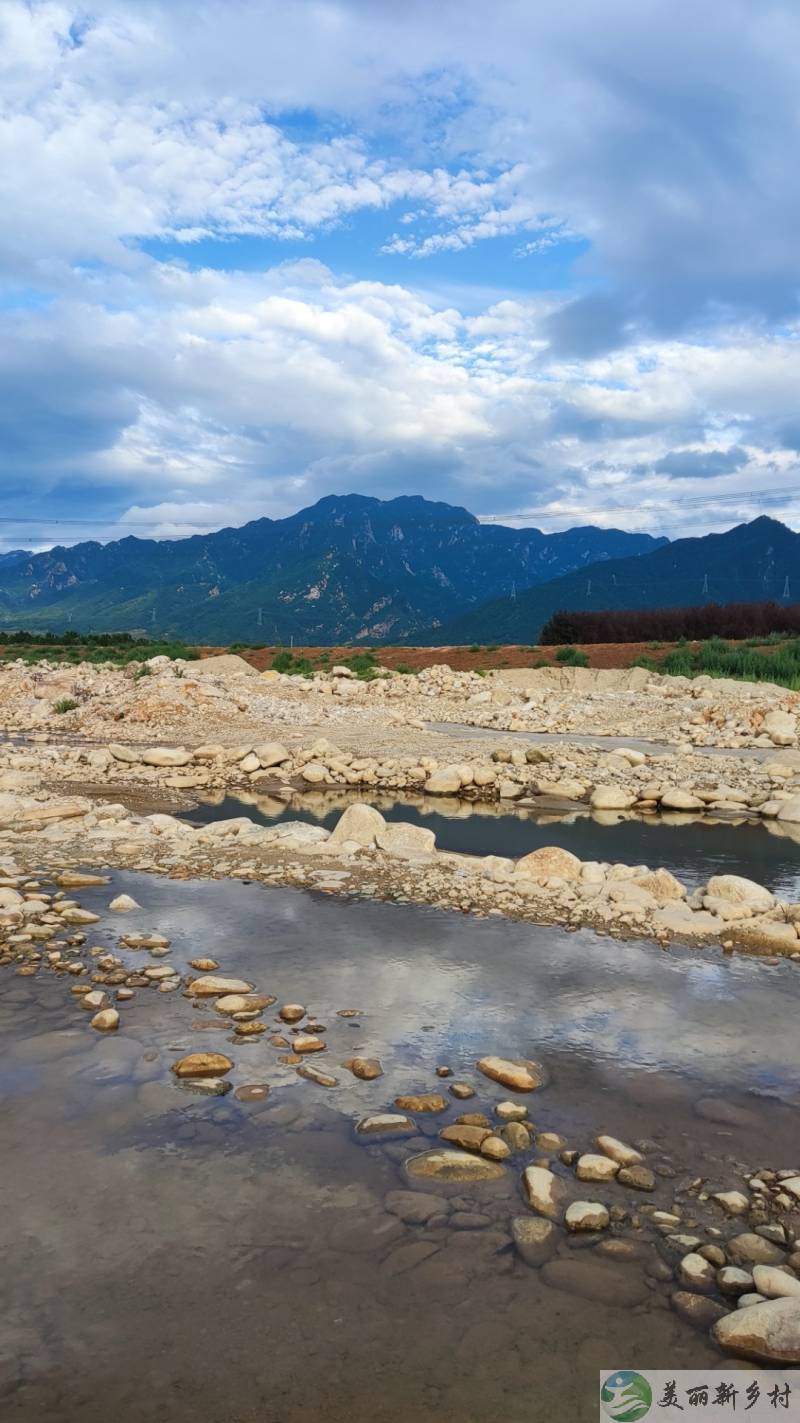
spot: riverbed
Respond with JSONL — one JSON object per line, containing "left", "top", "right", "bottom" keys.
{"left": 1, "top": 871, "right": 798, "bottom": 1421}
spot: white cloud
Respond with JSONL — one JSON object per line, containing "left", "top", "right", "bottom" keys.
{"left": 1, "top": 0, "right": 800, "bottom": 548}
{"left": 1, "top": 256, "right": 799, "bottom": 542}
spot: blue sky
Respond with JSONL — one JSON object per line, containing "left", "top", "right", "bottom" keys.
{"left": 1, "top": 0, "right": 800, "bottom": 550}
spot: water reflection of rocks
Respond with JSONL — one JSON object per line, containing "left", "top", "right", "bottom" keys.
{"left": 187, "top": 784, "right": 800, "bottom": 897}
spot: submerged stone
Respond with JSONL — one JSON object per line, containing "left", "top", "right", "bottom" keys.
{"left": 404, "top": 1149, "right": 506, "bottom": 1184}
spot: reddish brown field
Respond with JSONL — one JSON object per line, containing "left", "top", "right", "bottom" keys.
{"left": 197, "top": 641, "right": 677, "bottom": 672}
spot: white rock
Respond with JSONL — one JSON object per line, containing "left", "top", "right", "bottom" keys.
{"left": 752, "top": 1266, "right": 800, "bottom": 1300}
{"left": 141, "top": 747, "right": 193, "bottom": 767}
{"left": 254, "top": 741, "right": 290, "bottom": 768}
{"left": 712, "top": 1190, "right": 750, "bottom": 1216}
{"left": 763, "top": 710, "right": 797, "bottom": 746}
{"left": 718, "top": 1266, "right": 755, "bottom": 1296}
{"left": 576, "top": 1153, "right": 619, "bottom": 1182}
{"left": 108, "top": 894, "right": 140, "bottom": 913}
{"left": 327, "top": 802, "right": 386, "bottom": 847}
{"left": 714, "top": 1298, "right": 800, "bottom": 1364}
{"left": 565, "top": 1201, "right": 609, "bottom": 1232}
{"left": 522, "top": 1166, "right": 566, "bottom": 1219}
{"left": 776, "top": 797, "right": 800, "bottom": 824}
{"left": 424, "top": 767, "right": 463, "bottom": 795}
{"left": 356, "top": 1114, "right": 416, "bottom": 1138}
{"left": 660, "top": 787, "right": 704, "bottom": 810}
{"left": 590, "top": 786, "right": 636, "bottom": 810}
{"left": 679, "top": 1252, "right": 717, "bottom": 1292}
{"left": 515, "top": 846, "right": 582, "bottom": 881}
{"left": 705, "top": 875, "right": 774, "bottom": 912}
{"left": 375, "top": 822, "right": 436, "bottom": 858}
{"left": 595, "top": 1135, "right": 642, "bottom": 1167}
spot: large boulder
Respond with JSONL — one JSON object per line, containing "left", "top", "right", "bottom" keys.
{"left": 704, "top": 874, "right": 774, "bottom": 912}
{"left": 424, "top": 767, "right": 463, "bottom": 795}
{"left": 776, "top": 797, "right": 800, "bottom": 824}
{"left": 752, "top": 1266, "right": 800, "bottom": 1300}
{"left": 762, "top": 710, "right": 797, "bottom": 746}
{"left": 254, "top": 741, "right": 291, "bottom": 768}
{"left": 108, "top": 743, "right": 141, "bottom": 763}
{"left": 590, "top": 786, "right": 636, "bottom": 810}
{"left": 714, "top": 1299, "right": 800, "bottom": 1364}
{"left": 632, "top": 868, "right": 686, "bottom": 902}
{"left": 376, "top": 823, "right": 436, "bottom": 858}
{"left": 727, "top": 1234, "right": 788, "bottom": 1268}
{"left": 660, "top": 787, "right": 704, "bottom": 811}
{"left": 142, "top": 747, "right": 193, "bottom": 767}
{"left": 514, "top": 846, "right": 582, "bottom": 881}
{"left": 327, "top": 802, "right": 386, "bottom": 847}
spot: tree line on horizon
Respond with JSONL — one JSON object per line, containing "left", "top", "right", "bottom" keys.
{"left": 539, "top": 600, "right": 800, "bottom": 645}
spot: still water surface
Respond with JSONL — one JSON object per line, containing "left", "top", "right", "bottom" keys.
{"left": 182, "top": 789, "right": 800, "bottom": 897}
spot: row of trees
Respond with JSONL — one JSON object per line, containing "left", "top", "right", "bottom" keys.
{"left": 540, "top": 601, "right": 800, "bottom": 645}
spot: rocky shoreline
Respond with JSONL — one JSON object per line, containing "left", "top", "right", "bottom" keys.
{"left": 0, "top": 780, "right": 799, "bottom": 957}
{"left": 1, "top": 649, "right": 800, "bottom": 948}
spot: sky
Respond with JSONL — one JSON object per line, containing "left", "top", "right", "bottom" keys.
{"left": 2, "top": 0, "right": 800, "bottom": 551}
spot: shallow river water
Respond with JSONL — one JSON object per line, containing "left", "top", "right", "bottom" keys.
{"left": 183, "top": 790, "right": 800, "bottom": 897}
{"left": 1, "top": 871, "right": 799, "bottom": 1422}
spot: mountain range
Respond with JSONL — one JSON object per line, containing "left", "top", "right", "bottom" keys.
{"left": 0, "top": 497, "right": 794, "bottom": 644}
{"left": 0, "top": 494, "right": 663, "bottom": 643}
{"left": 432, "top": 515, "right": 800, "bottom": 644}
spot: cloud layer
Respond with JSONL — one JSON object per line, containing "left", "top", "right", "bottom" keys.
{"left": 1, "top": 0, "right": 799, "bottom": 546}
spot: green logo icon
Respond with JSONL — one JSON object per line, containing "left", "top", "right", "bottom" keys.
{"left": 600, "top": 1372, "right": 653, "bottom": 1422}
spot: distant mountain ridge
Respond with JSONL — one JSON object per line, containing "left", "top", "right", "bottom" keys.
{"left": 0, "top": 493, "right": 663, "bottom": 643}
{"left": 432, "top": 516, "right": 800, "bottom": 644}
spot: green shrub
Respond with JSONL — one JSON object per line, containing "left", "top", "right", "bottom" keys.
{"left": 53, "top": 698, "right": 79, "bottom": 714}
{"left": 555, "top": 645, "right": 589, "bottom": 666}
